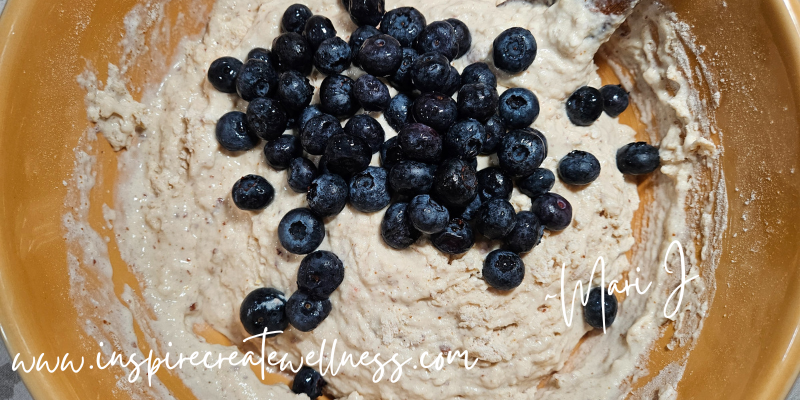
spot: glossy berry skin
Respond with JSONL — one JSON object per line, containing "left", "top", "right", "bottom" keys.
{"left": 349, "top": 25, "right": 380, "bottom": 66}
{"left": 616, "top": 142, "right": 660, "bottom": 175}
{"left": 600, "top": 84, "right": 629, "bottom": 118}
{"left": 442, "top": 66, "right": 461, "bottom": 97}
{"left": 232, "top": 175, "right": 275, "bottom": 210}
{"left": 286, "top": 290, "right": 332, "bottom": 332}
{"left": 460, "top": 195, "right": 482, "bottom": 221}
{"left": 323, "top": 134, "right": 372, "bottom": 178}
{"left": 287, "top": 157, "right": 319, "bottom": 193}
{"left": 300, "top": 114, "right": 344, "bottom": 155}
{"left": 584, "top": 287, "right": 618, "bottom": 329}
{"left": 389, "top": 47, "right": 419, "bottom": 91}
{"left": 349, "top": 166, "right": 392, "bottom": 212}
{"left": 389, "top": 160, "right": 436, "bottom": 196}
{"left": 407, "top": 194, "right": 449, "bottom": 234}
{"left": 307, "top": 173, "right": 349, "bottom": 217}
{"left": 558, "top": 150, "right": 601, "bottom": 185}
{"left": 476, "top": 198, "right": 516, "bottom": 240}
{"left": 246, "top": 47, "right": 276, "bottom": 64}
{"left": 281, "top": 4, "right": 313, "bottom": 34}
{"left": 344, "top": 114, "right": 385, "bottom": 153}
{"left": 412, "top": 92, "right": 457, "bottom": 133}
{"left": 385, "top": 93, "right": 414, "bottom": 132}
{"left": 278, "top": 208, "right": 325, "bottom": 254}
{"left": 477, "top": 167, "right": 512, "bottom": 201}
{"left": 236, "top": 59, "right": 279, "bottom": 101}
{"left": 503, "top": 211, "right": 544, "bottom": 253}
{"left": 299, "top": 105, "right": 324, "bottom": 131}
{"left": 292, "top": 366, "right": 326, "bottom": 399}
{"left": 379, "top": 7, "right": 427, "bottom": 47}
{"left": 444, "top": 119, "right": 485, "bottom": 160}
{"left": 303, "top": 15, "right": 337, "bottom": 51}
{"left": 320, "top": 74, "right": 358, "bottom": 119}
{"left": 517, "top": 168, "right": 555, "bottom": 199}
{"left": 461, "top": 62, "right": 497, "bottom": 88}
{"left": 208, "top": 57, "right": 242, "bottom": 93}
{"left": 493, "top": 27, "right": 537, "bottom": 73}
{"left": 381, "top": 202, "right": 421, "bottom": 249}
{"left": 246, "top": 97, "right": 287, "bottom": 141}
{"left": 531, "top": 193, "right": 572, "bottom": 231}
{"left": 298, "top": 250, "right": 345, "bottom": 299}
{"left": 431, "top": 218, "right": 474, "bottom": 255}
{"left": 566, "top": 86, "right": 603, "bottom": 126}
{"left": 498, "top": 129, "right": 546, "bottom": 177}
{"left": 275, "top": 71, "right": 314, "bottom": 115}
{"left": 272, "top": 32, "right": 314, "bottom": 75}
{"left": 481, "top": 115, "right": 506, "bottom": 155}
{"left": 445, "top": 18, "right": 471, "bottom": 59}
{"left": 498, "top": 88, "right": 539, "bottom": 129}
{"left": 410, "top": 52, "right": 451, "bottom": 93}
{"left": 433, "top": 158, "right": 478, "bottom": 208}
{"left": 397, "top": 123, "right": 442, "bottom": 163}
{"left": 483, "top": 250, "right": 524, "bottom": 290}
{"left": 314, "top": 37, "right": 352, "bottom": 76}
{"left": 348, "top": 0, "right": 385, "bottom": 26}
{"left": 239, "top": 288, "right": 288, "bottom": 337}
{"left": 458, "top": 83, "right": 499, "bottom": 122}
{"left": 380, "top": 136, "right": 406, "bottom": 170}
{"left": 414, "top": 21, "right": 458, "bottom": 60}
{"left": 354, "top": 74, "right": 391, "bottom": 111}
{"left": 357, "top": 35, "right": 403, "bottom": 77}
{"left": 264, "top": 135, "right": 302, "bottom": 170}
{"left": 216, "top": 111, "right": 259, "bottom": 152}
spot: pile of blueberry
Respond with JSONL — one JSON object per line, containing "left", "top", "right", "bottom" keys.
{"left": 209, "top": 1, "right": 661, "bottom": 396}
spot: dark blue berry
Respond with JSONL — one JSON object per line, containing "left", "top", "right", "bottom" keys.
{"left": 379, "top": 7, "right": 426, "bottom": 47}
{"left": 600, "top": 84, "right": 629, "bottom": 118}
{"left": 389, "top": 160, "right": 436, "bottom": 195}
{"left": 350, "top": 26, "right": 380, "bottom": 66}
{"left": 348, "top": 0, "right": 385, "bottom": 26}
{"left": 297, "top": 250, "right": 345, "bottom": 299}
{"left": 584, "top": 287, "right": 618, "bottom": 329}
{"left": 286, "top": 290, "right": 332, "bottom": 331}
{"left": 236, "top": 59, "right": 279, "bottom": 101}
{"left": 292, "top": 366, "right": 326, "bottom": 399}
{"left": 503, "top": 211, "right": 543, "bottom": 253}
{"left": 460, "top": 195, "right": 482, "bottom": 221}
{"left": 301, "top": 113, "right": 343, "bottom": 155}
{"left": 566, "top": 86, "right": 603, "bottom": 126}
{"left": 246, "top": 47, "right": 275, "bottom": 64}
{"left": 216, "top": 111, "right": 258, "bottom": 152}
{"left": 481, "top": 115, "right": 506, "bottom": 155}
{"left": 264, "top": 135, "right": 302, "bottom": 170}
{"left": 531, "top": 193, "right": 572, "bottom": 231}
{"left": 461, "top": 62, "right": 497, "bottom": 88}
{"left": 616, "top": 142, "right": 660, "bottom": 175}
{"left": 277, "top": 71, "right": 313, "bottom": 115}
{"left": 239, "top": 288, "right": 288, "bottom": 337}
{"left": 307, "top": 173, "right": 349, "bottom": 217}
{"left": 281, "top": 4, "right": 313, "bottom": 34}
{"left": 303, "top": 15, "right": 337, "bottom": 51}
{"left": 532, "top": 128, "right": 548, "bottom": 158}
{"left": 380, "top": 136, "right": 406, "bottom": 169}
{"left": 323, "top": 134, "right": 371, "bottom": 177}
{"left": 344, "top": 114, "right": 385, "bottom": 153}
{"left": 558, "top": 150, "right": 601, "bottom": 185}
{"left": 385, "top": 93, "right": 414, "bottom": 132}
{"left": 381, "top": 202, "right": 421, "bottom": 249}
{"left": 517, "top": 168, "right": 554, "bottom": 198}
{"left": 444, "top": 119, "right": 485, "bottom": 160}
{"left": 476, "top": 198, "right": 516, "bottom": 239}
{"left": 314, "top": 37, "right": 352, "bottom": 76}
{"left": 414, "top": 21, "right": 458, "bottom": 60}
{"left": 477, "top": 167, "right": 512, "bottom": 201}
{"left": 445, "top": 18, "right": 471, "bottom": 59}
{"left": 413, "top": 92, "right": 457, "bottom": 133}
{"left": 442, "top": 65, "right": 461, "bottom": 97}
{"left": 349, "top": 166, "right": 391, "bottom": 212}
{"left": 408, "top": 194, "right": 449, "bottom": 234}
{"left": 354, "top": 74, "right": 390, "bottom": 111}
{"left": 430, "top": 218, "right": 474, "bottom": 254}
{"left": 397, "top": 122, "right": 442, "bottom": 163}
{"left": 497, "top": 129, "right": 546, "bottom": 177}
{"left": 208, "top": 57, "right": 242, "bottom": 93}
{"left": 246, "top": 97, "right": 287, "bottom": 141}
{"left": 498, "top": 88, "right": 539, "bottom": 129}
{"left": 410, "top": 52, "right": 451, "bottom": 93}
{"left": 272, "top": 32, "right": 313, "bottom": 75}
{"left": 278, "top": 208, "right": 325, "bottom": 254}
{"left": 319, "top": 74, "right": 358, "bottom": 118}
{"left": 357, "top": 34, "right": 403, "bottom": 77}
{"left": 458, "top": 83, "right": 499, "bottom": 122}
{"left": 433, "top": 158, "right": 478, "bottom": 208}
{"left": 389, "top": 47, "right": 419, "bottom": 91}
{"left": 299, "top": 105, "right": 324, "bottom": 131}
{"left": 492, "top": 27, "right": 537, "bottom": 73}
{"left": 232, "top": 174, "right": 275, "bottom": 210}
{"left": 483, "top": 250, "right": 524, "bottom": 290}
{"left": 287, "top": 157, "right": 319, "bottom": 192}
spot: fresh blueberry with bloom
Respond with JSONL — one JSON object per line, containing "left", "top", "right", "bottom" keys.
{"left": 414, "top": 20, "right": 458, "bottom": 60}
{"left": 476, "top": 198, "right": 517, "bottom": 240}
{"left": 216, "top": 111, "right": 259, "bottom": 152}
{"left": 349, "top": 25, "right": 380, "bottom": 66}
{"left": 445, "top": 18, "right": 471, "bottom": 59}
{"left": 413, "top": 92, "right": 458, "bottom": 134}
{"left": 410, "top": 52, "right": 452, "bottom": 93}
{"left": 246, "top": 47, "right": 275, "bottom": 64}
{"left": 347, "top": 0, "right": 385, "bottom": 26}
{"left": 408, "top": 194, "right": 449, "bottom": 234}
{"left": 300, "top": 113, "right": 344, "bottom": 155}
{"left": 497, "top": 129, "right": 546, "bottom": 177}
{"left": 380, "top": 136, "right": 406, "bottom": 169}
{"left": 344, "top": 114, "right": 385, "bottom": 153}
{"left": 600, "top": 84, "right": 630, "bottom": 118}
{"left": 458, "top": 83, "right": 499, "bottom": 122}
{"left": 287, "top": 157, "right": 319, "bottom": 193}
{"left": 503, "top": 211, "right": 544, "bottom": 253}
{"left": 319, "top": 74, "right": 359, "bottom": 119}
{"left": 558, "top": 150, "right": 601, "bottom": 185}
{"left": 566, "top": 86, "right": 604, "bottom": 126}
{"left": 481, "top": 114, "right": 506, "bottom": 155}
{"left": 616, "top": 142, "right": 660, "bottom": 175}
{"left": 397, "top": 122, "right": 442, "bottom": 163}
{"left": 307, "top": 173, "right": 349, "bottom": 217}
{"left": 531, "top": 193, "right": 572, "bottom": 231}
{"left": 433, "top": 158, "right": 478, "bottom": 208}
{"left": 483, "top": 250, "right": 525, "bottom": 290}
{"left": 379, "top": 7, "right": 427, "bottom": 47}
{"left": 297, "top": 250, "right": 345, "bottom": 299}
{"left": 357, "top": 34, "right": 404, "bottom": 77}
{"left": 444, "top": 119, "right": 486, "bottom": 160}
{"left": 460, "top": 195, "right": 483, "bottom": 221}
{"left": 264, "top": 135, "right": 302, "bottom": 170}
{"left": 298, "top": 105, "right": 324, "bottom": 131}
{"left": 431, "top": 218, "right": 474, "bottom": 255}
{"left": 493, "top": 27, "right": 537, "bottom": 73}
{"left": 303, "top": 15, "right": 337, "bottom": 51}
{"left": 323, "top": 134, "right": 372, "bottom": 178}
{"left": 232, "top": 175, "right": 275, "bottom": 210}
{"left": 477, "top": 167, "right": 513, "bottom": 201}
{"left": 381, "top": 202, "right": 421, "bottom": 249}
{"left": 239, "top": 288, "right": 288, "bottom": 337}
{"left": 584, "top": 287, "right": 618, "bottom": 329}
{"left": 236, "top": 59, "right": 279, "bottom": 101}
{"left": 281, "top": 4, "right": 313, "bottom": 34}
{"left": 276, "top": 70, "right": 314, "bottom": 114}
{"left": 207, "top": 56, "right": 242, "bottom": 93}
{"left": 313, "top": 37, "right": 353, "bottom": 76}
{"left": 286, "top": 290, "right": 332, "bottom": 332}
{"left": 498, "top": 88, "right": 539, "bottom": 129}
{"left": 246, "top": 97, "right": 287, "bottom": 141}
{"left": 389, "top": 160, "right": 437, "bottom": 196}
{"left": 517, "top": 167, "right": 555, "bottom": 199}
{"left": 354, "top": 74, "right": 391, "bottom": 111}
{"left": 278, "top": 208, "right": 326, "bottom": 254}
{"left": 389, "top": 47, "right": 419, "bottom": 91}
{"left": 441, "top": 65, "right": 461, "bottom": 97}
{"left": 461, "top": 62, "right": 497, "bottom": 88}
{"left": 385, "top": 93, "right": 414, "bottom": 132}
{"left": 348, "top": 167, "right": 392, "bottom": 212}
{"left": 272, "top": 32, "right": 314, "bottom": 75}
{"left": 292, "top": 366, "right": 326, "bottom": 399}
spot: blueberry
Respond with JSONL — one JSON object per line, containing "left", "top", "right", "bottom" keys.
{"left": 584, "top": 287, "right": 618, "bottom": 329}
{"left": 558, "top": 150, "right": 601, "bottom": 185}
{"left": 287, "top": 157, "right": 319, "bottom": 193}
{"left": 323, "top": 134, "right": 372, "bottom": 177}
{"left": 477, "top": 167, "right": 512, "bottom": 201}
{"left": 354, "top": 74, "right": 391, "bottom": 111}
{"left": 442, "top": 66, "right": 461, "bottom": 97}
{"left": 349, "top": 166, "right": 392, "bottom": 212}
{"left": 216, "top": 111, "right": 259, "bottom": 152}
{"left": 461, "top": 62, "right": 497, "bottom": 88}
{"left": 301, "top": 114, "right": 344, "bottom": 155}
{"left": 445, "top": 18, "right": 471, "bottom": 59}
{"left": 239, "top": 288, "right": 288, "bottom": 337}
{"left": 397, "top": 123, "right": 442, "bottom": 163}
{"left": 600, "top": 84, "right": 629, "bottom": 118}
{"left": 307, "top": 173, "right": 349, "bottom": 217}
{"left": 292, "top": 366, "right": 326, "bottom": 399}
{"left": 458, "top": 83, "right": 499, "bottom": 122}
{"left": 278, "top": 208, "right": 325, "bottom": 254}
{"left": 276, "top": 71, "right": 313, "bottom": 115}
{"left": 236, "top": 59, "right": 279, "bottom": 101}
{"left": 246, "top": 97, "right": 288, "bottom": 141}
{"left": 532, "top": 128, "right": 549, "bottom": 158}
{"left": 286, "top": 290, "right": 332, "bottom": 331}
{"left": 232, "top": 174, "right": 275, "bottom": 210}
{"left": 314, "top": 37, "right": 352, "bottom": 76}
{"left": 483, "top": 250, "right": 524, "bottom": 290}
{"left": 414, "top": 21, "right": 458, "bottom": 60}
{"left": 531, "top": 193, "right": 572, "bottom": 231}
{"left": 517, "top": 168, "right": 555, "bottom": 198}
{"left": 433, "top": 158, "right": 478, "bottom": 208}
{"left": 408, "top": 194, "right": 449, "bottom": 234}
{"left": 299, "top": 105, "right": 324, "bottom": 131}
{"left": 385, "top": 93, "right": 414, "bottom": 132}
{"left": 247, "top": 47, "right": 274, "bottom": 63}
{"left": 566, "top": 86, "right": 603, "bottom": 126}
{"left": 476, "top": 198, "right": 516, "bottom": 239}
{"left": 460, "top": 195, "right": 482, "bottom": 221}
{"left": 343, "top": 114, "right": 384, "bottom": 153}
{"left": 272, "top": 32, "right": 314, "bottom": 75}
{"left": 430, "top": 218, "right": 474, "bottom": 255}
{"left": 480, "top": 115, "right": 506, "bottom": 155}
{"left": 281, "top": 4, "right": 313, "bottom": 34}
{"left": 389, "top": 47, "right": 419, "bottom": 91}
{"left": 410, "top": 52, "right": 451, "bottom": 93}
{"left": 379, "top": 7, "right": 427, "bottom": 47}
{"left": 319, "top": 74, "right": 358, "bottom": 118}
{"left": 497, "top": 129, "right": 546, "bottom": 177}
{"left": 357, "top": 34, "right": 403, "bottom": 77}
{"left": 498, "top": 88, "right": 539, "bottom": 129}
{"left": 389, "top": 160, "right": 436, "bottom": 195}
{"left": 348, "top": 0, "right": 385, "bottom": 26}
{"left": 298, "top": 250, "right": 345, "bottom": 299}
{"left": 492, "top": 27, "right": 537, "bottom": 73}
{"left": 264, "top": 135, "right": 302, "bottom": 170}
{"left": 380, "top": 136, "right": 406, "bottom": 169}
{"left": 502, "top": 211, "right": 544, "bottom": 253}
{"left": 380, "top": 202, "right": 421, "bottom": 249}
{"left": 349, "top": 26, "right": 381, "bottom": 65}
{"left": 444, "top": 119, "right": 485, "bottom": 160}
{"left": 616, "top": 142, "right": 660, "bottom": 175}
{"left": 303, "top": 15, "right": 337, "bottom": 51}
{"left": 412, "top": 92, "right": 457, "bottom": 133}
{"left": 208, "top": 57, "right": 242, "bottom": 93}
